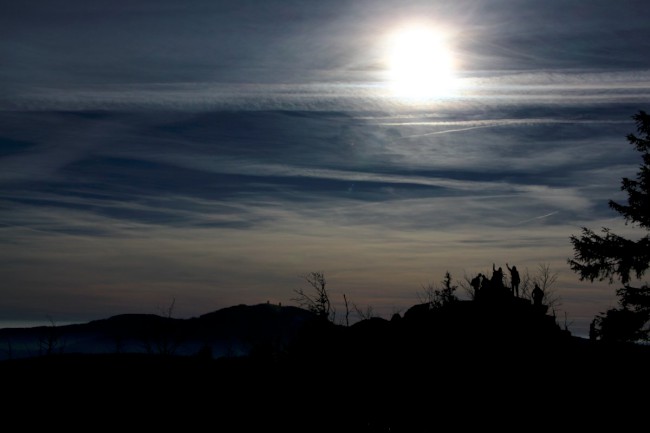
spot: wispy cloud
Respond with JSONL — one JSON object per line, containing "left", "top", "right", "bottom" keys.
{"left": 4, "top": 69, "right": 650, "bottom": 111}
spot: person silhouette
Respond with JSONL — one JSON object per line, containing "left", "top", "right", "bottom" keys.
{"left": 471, "top": 273, "right": 483, "bottom": 299}
{"left": 531, "top": 283, "right": 544, "bottom": 307}
{"left": 480, "top": 273, "right": 491, "bottom": 298}
{"left": 491, "top": 264, "right": 504, "bottom": 290}
{"left": 589, "top": 319, "right": 597, "bottom": 341}
{"left": 506, "top": 263, "right": 520, "bottom": 297}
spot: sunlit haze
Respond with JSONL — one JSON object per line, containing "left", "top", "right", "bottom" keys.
{"left": 386, "top": 24, "right": 458, "bottom": 99}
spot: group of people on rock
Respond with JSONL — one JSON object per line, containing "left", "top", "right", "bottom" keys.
{"left": 470, "top": 263, "right": 544, "bottom": 306}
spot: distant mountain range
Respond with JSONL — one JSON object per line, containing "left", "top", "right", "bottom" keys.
{"left": 0, "top": 303, "right": 315, "bottom": 360}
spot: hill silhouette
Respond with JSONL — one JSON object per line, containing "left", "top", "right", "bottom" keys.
{"left": 0, "top": 303, "right": 315, "bottom": 360}
{"left": 2, "top": 298, "right": 649, "bottom": 431}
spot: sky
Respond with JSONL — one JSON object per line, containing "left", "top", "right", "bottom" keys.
{"left": 1, "top": 0, "right": 649, "bottom": 337}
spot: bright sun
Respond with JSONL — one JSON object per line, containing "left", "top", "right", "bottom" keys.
{"left": 386, "top": 25, "right": 457, "bottom": 100}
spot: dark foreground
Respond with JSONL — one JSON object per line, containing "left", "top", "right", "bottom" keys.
{"left": 2, "top": 301, "right": 649, "bottom": 430}
{"left": 4, "top": 344, "right": 649, "bottom": 430}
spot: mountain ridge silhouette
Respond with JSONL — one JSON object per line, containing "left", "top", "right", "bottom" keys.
{"left": 1, "top": 298, "right": 646, "bottom": 360}
{"left": 0, "top": 302, "right": 316, "bottom": 360}
{"left": 3, "top": 299, "right": 650, "bottom": 431}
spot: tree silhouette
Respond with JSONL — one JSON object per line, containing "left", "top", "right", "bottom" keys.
{"left": 141, "top": 297, "right": 184, "bottom": 355}
{"left": 568, "top": 110, "right": 650, "bottom": 342}
{"left": 531, "top": 263, "right": 561, "bottom": 312}
{"left": 418, "top": 271, "right": 459, "bottom": 309}
{"left": 292, "top": 271, "right": 333, "bottom": 321}
{"left": 38, "top": 316, "right": 65, "bottom": 356}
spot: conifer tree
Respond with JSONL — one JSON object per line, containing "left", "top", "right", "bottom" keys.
{"left": 569, "top": 111, "right": 650, "bottom": 342}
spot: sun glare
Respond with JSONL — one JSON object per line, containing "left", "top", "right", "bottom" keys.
{"left": 386, "top": 25, "right": 457, "bottom": 100}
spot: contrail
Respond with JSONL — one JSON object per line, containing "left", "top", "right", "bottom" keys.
{"left": 398, "top": 123, "right": 503, "bottom": 139}
{"left": 515, "top": 211, "right": 559, "bottom": 225}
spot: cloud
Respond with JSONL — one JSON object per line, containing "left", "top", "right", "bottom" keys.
{"left": 4, "top": 68, "right": 650, "bottom": 111}
{"left": 2, "top": 0, "right": 649, "bottom": 106}
{"left": 0, "top": 108, "right": 635, "bottom": 235}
